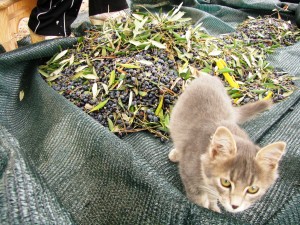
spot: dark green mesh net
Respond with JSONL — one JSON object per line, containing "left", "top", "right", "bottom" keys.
{"left": 0, "top": 1, "right": 299, "bottom": 224}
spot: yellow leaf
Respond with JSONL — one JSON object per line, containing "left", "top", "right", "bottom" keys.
{"left": 263, "top": 91, "right": 273, "bottom": 100}
{"left": 216, "top": 59, "right": 239, "bottom": 89}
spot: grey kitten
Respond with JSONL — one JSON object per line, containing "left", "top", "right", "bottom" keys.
{"left": 168, "top": 72, "right": 286, "bottom": 213}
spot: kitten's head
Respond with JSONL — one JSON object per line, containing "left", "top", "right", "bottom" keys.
{"left": 201, "top": 126, "right": 286, "bottom": 213}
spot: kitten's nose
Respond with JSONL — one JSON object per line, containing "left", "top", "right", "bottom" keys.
{"left": 232, "top": 205, "right": 239, "bottom": 209}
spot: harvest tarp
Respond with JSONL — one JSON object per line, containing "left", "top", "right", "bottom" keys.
{"left": 0, "top": 0, "right": 299, "bottom": 224}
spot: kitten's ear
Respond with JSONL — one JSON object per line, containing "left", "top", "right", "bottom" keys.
{"left": 256, "top": 142, "right": 286, "bottom": 171}
{"left": 209, "top": 126, "right": 237, "bottom": 160}
{"left": 189, "top": 66, "right": 209, "bottom": 77}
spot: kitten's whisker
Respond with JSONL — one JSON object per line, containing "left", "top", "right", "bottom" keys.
{"left": 198, "top": 185, "right": 218, "bottom": 198}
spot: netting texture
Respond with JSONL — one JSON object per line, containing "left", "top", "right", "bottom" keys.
{"left": 0, "top": 1, "right": 300, "bottom": 224}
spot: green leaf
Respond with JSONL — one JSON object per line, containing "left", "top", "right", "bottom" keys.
{"left": 135, "top": 31, "right": 151, "bottom": 41}
{"left": 129, "top": 40, "right": 143, "bottom": 46}
{"left": 121, "top": 113, "right": 130, "bottom": 121}
{"left": 118, "top": 64, "right": 141, "bottom": 69}
{"left": 231, "top": 55, "right": 241, "bottom": 67}
{"left": 59, "top": 58, "right": 70, "bottom": 65}
{"left": 137, "top": 60, "right": 153, "bottom": 66}
{"left": 52, "top": 49, "right": 68, "bottom": 63}
{"left": 169, "top": 11, "right": 185, "bottom": 22}
{"left": 186, "top": 29, "right": 191, "bottom": 52}
{"left": 282, "top": 91, "right": 293, "bottom": 97}
{"left": 170, "top": 2, "right": 183, "bottom": 17}
{"left": 119, "top": 73, "right": 126, "bottom": 80}
{"left": 251, "top": 89, "right": 267, "bottom": 94}
{"left": 150, "top": 40, "right": 166, "bottom": 49}
{"left": 82, "top": 74, "right": 99, "bottom": 80}
{"left": 86, "top": 55, "right": 92, "bottom": 66}
{"left": 92, "top": 66, "right": 98, "bottom": 76}
{"left": 101, "top": 82, "right": 109, "bottom": 95}
{"left": 132, "top": 13, "right": 144, "bottom": 21}
{"left": 192, "top": 22, "right": 203, "bottom": 33}
{"left": 158, "top": 109, "right": 164, "bottom": 122}
{"left": 184, "top": 52, "right": 193, "bottom": 59}
{"left": 133, "top": 87, "right": 138, "bottom": 96}
{"left": 263, "top": 83, "right": 277, "bottom": 89}
{"left": 46, "top": 74, "right": 62, "bottom": 82}
{"left": 77, "top": 36, "right": 84, "bottom": 43}
{"left": 180, "top": 66, "right": 191, "bottom": 80}
{"left": 242, "top": 54, "right": 252, "bottom": 67}
{"left": 217, "top": 68, "right": 234, "bottom": 73}
{"left": 133, "top": 17, "right": 148, "bottom": 37}
{"left": 38, "top": 69, "right": 49, "bottom": 78}
{"left": 90, "top": 98, "right": 109, "bottom": 112}
{"left": 107, "top": 118, "right": 114, "bottom": 131}
{"left": 51, "top": 62, "right": 68, "bottom": 76}
{"left": 118, "top": 98, "right": 125, "bottom": 109}
{"left": 72, "top": 71, "right": 84, "bottom": 80}
{"left": 155, "top": 95, "right": 164, "bottom": 116}
{"left": 75, "top": 65, "right": 88, "bottom": 73}
{"left": 144, "top": 44, "right": 151, "bottom": 50}
{"left": 230, "top": 93, "right": 243, "bottom": 98}
{"left": 164, "top": 113, "right": 170, "bottom": 128}
{"left": 172, "top": 31, "right": 182, "bottom": 39}
{"left": 138, "top": 91, "right": 147, "bottom": 97}
{"left": 69, "top": 54, "right": 74, "bottom": 66}
{"left": 102, "top": 48, "right": 107, "bottom": 56}
{"left": 201, "top": 68, "right": 212, "bottom": 73}
{"left": 208, "top": 49, "right": 222, "bottom": 56}
{"left": 228, "top": 89, "right": 240, "bottom": 95}
{"left": 108, "top": 70, "right": 116, "bottom": 87}
{"left": 116, "top": 80, "right": 124, "bottom": 90}
{"left": 178, "top": 60, "right": 189, "bottom": 75}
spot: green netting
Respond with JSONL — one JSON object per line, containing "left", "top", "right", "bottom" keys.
{"left": 0, "top": 1, "right": 300, "bottom": 224}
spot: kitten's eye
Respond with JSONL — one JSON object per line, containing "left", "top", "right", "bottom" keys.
{"left": 247, "top": 186, "right": 259, "bottom": 194}
{"left": 220, "top": 178, "right": 231, "bottom": 188}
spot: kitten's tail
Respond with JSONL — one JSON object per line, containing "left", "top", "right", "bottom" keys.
{"left": 235, "top": 100, "right": 272, "bottom": 124}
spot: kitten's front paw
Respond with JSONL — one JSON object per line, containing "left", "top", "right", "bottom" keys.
{"left": 193, "top": 195, "right": 221, "bottom": 213}
{"left": 168, "top": 148, "right": 180, "bottom": 162}
{"left": 209, "top": 202, "right": 221, "bottom": 213}
{"left": 193, "top": 194, "right": 210, "bottom": 209}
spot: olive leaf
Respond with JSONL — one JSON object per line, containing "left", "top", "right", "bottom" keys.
{"left": 155, "top": 95, "right": 164, "bottom": 116}
{"left": 38, "top": 69, "right": 49, "bottom": 78}
{"left": 107, "top": 118, "right": 115, "bottom": 131}
{"left": 128, "top": 91, "right": 133, "bottom": 110}
{"left": 92, "top": 83, "right": 98, "bottom": 100}
{"left": 118, "top": 64, "right": 141, "bottom": 69}
{"left": 150, "top": 40, "right": 166, "bottom": 49}
{"left": 19, "top": 90, "right": 25, "bottom": 101}
{"left": 90, "top": 99, "right": 110, "bottom": 112}
{"left": 137, "top": 60, "right": 153, "bottom": 66}
{"left": 101, "top": 83, "right": 109, "bottom": 95}
{"left": 52, "top": 49, "right": 68, "bottom": 63}
{"left": 108, "top": 70, "right": 116, "bottom": 88}
{"left": 82, "top": 74, "right": 99, "bottom": 80}
{"left": 75, "top": 65, "right": 89, "bottom": 72}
